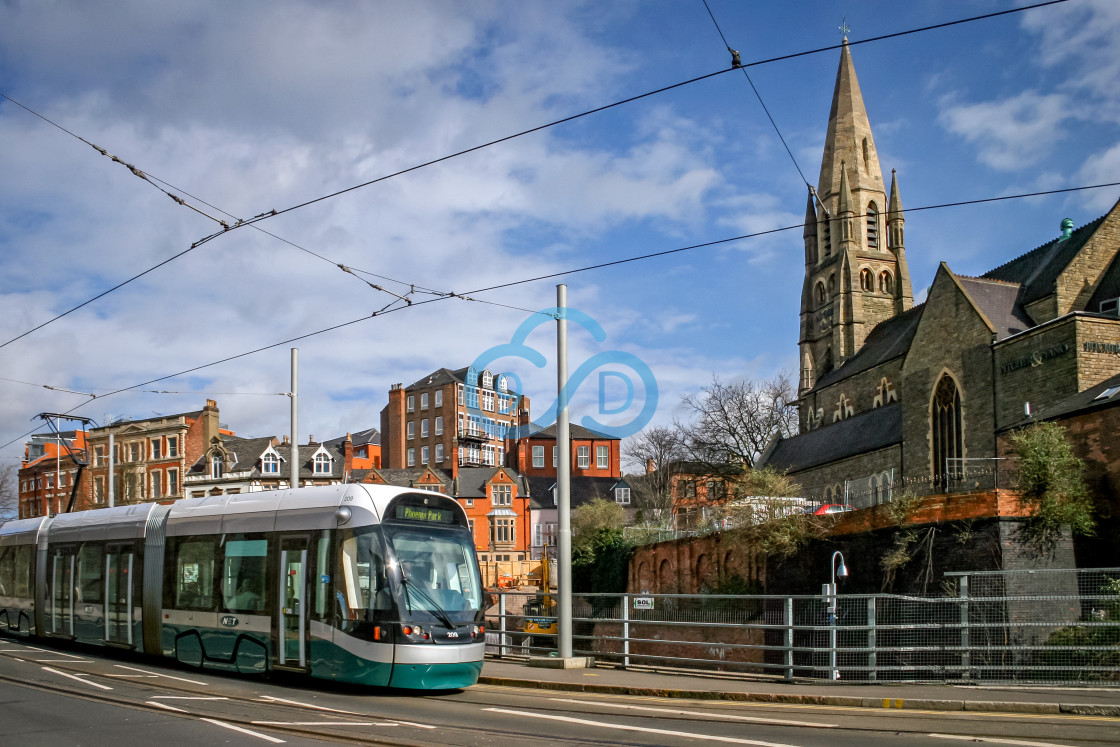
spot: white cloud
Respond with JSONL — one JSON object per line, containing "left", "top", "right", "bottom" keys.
{"left": 938, "top": 91, "right": 1073, "bottom": 171}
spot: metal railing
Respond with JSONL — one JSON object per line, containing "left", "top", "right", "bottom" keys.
{"left": 486, "top": 568, "right": 1120, "bottom": 685}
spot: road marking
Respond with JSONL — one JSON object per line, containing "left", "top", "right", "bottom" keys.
{"left": 148, "top": 701, "right": 188, "bottom": 713}
{"left": 929, "top": 735, "right": 1077, "bottom": 747}
{"left": 548, "top": 698, "right": 837, "bottom": 728}
{"left": 41, "top": 666, "right": 112, "bottom": 691}
{"left": 200, "top": 718, "right": 285, "bottom": 743}
{"left": 35, "top": 658, "right": 92, "bottom": 663}
{"left": 484, "top": 708, "right": 803, "bottom": 746}
{"left": 151, "top": 696, "right": 229, "bottom": 701}
{"left": 106, "top": 674, "right": 161, "bottom": 678}
{"left": 252, "top": 721, "right": 398, "bottom": 727}
{"left": 256, "top": 695, "right": 360, "bottom": 714}
{"left": 113, "top": 664, "right": 207, "bottom": 685}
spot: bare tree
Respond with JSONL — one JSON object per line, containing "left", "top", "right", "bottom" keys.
{"left": 676, "top": 372, "right": 798, "bottom": 469}
{"left": 622, "top": 426, "right": 686, "bottom": 520}
{"left": 0, "top": 461, "right": 18, "bottom": 521}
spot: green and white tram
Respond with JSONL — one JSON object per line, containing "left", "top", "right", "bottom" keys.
{"left": 0, "top": 484, "right": 486, "bottom": 689}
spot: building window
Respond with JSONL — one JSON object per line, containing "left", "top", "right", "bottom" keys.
{"left": 94, "top": 445, "right": 107, "bottom": 467}
{"left": 435, "top": 416, "right": 443, "bottom": 435}
{"left": 94, "top": 477, "right": 105, "bottom": 505}
{"left": 596, "top": 445, "right": 609, "bottom": 470}
{"left": 553, "top": 446, "right": 558, "bottom": 467}
{"left": 577, "top": 445, "right": 590, "bottom": 469}
{"left": 457, "top": 385, "right": 464, "bottom": 406}
{"left": 823, "top": 217, "right": 831, "bottom": 256}
{"left": 866, "top": 202, "right": 879, "bottom": 249}
{"left": 932, "top": 374, "right": 963, "bottom": 481}
{"left": 421, "top": 392, "right": 429, "bottom": 410}
{"left": 532, "top": 445, "right": 545, "bottom": 468}
{"left": 879, "top": 270, "right": 893, "bottom": 294}
{"left": 827, "top": 273, "right": 836, "bottom": 297}
{"left": 615, "top": 487, "right": 631, "bottom": 504}
{"left": 482, "top": 370, "right": 493, "bottom": 390}
{"left": 492, "top": 484, "right": 512, "bottom": 506}
{"left": 435, "top": 390, "right": 443, "bottom": 407}
{"left": 859, "top": 267, "right": 873, "bottom": 291}
{"left": 46, "top": 473, "right": 54, "bottom": 488}
{"left": 168, "top": 469, "right": 179, "bottom": 496}
{"left": 262, "top": 453, "right": 279, "bottom": 474}
{"left": 167, "top": 436, "right": 179, "bottom": 457}
{"left": 211, "top": 453, "right": 223, "bottom": 479}
{"left": 128, "top": 442, "right": 140, "bottom": 462}
{"left": 407, "top": 421, "right": 414, "bottom": 440}
{"left": 407, "top": 395, "right": 414, "bottom": 412}
{"left": 435, "top": 443, "right": 444, "bottom": 463}
{"left": 482, "top": 390, "right": 494, "bottom": 411}
{"left": 421, "top": 446, "right": 429, "bottom": 465}
{"left": 407, "top": 448, "right": 415, "bottom": 467}
{"left": 151, "top": 472, "right": 163, "bottom": 499}
{"left": 421, "top": 419, "right": 429, "bottom": 438}
{"left": 815, "top": 281, "right": 826, "bottom": 306}
{"left": 314, "top": 453, "right": 331, "bottom": 475}
{"left": 151, "top": 438, "right": 162, "bottom": 460}
{"left": 491, "top": 517, "right": 514, "bottom": 545}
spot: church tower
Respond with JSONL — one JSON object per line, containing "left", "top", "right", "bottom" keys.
{"left": 798, "top": 37, "right": 913, "bottom": 395}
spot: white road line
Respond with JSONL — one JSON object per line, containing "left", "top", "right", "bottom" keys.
{"left": 12, "top": 657, "right": 25, "bottom": 662}
{"left": 41, "top": 666, "right": 113, "bottom": 691}
{"left": 106, "top": 674, "right": 161, "bottom": 678}
{"left": 200, "top": 718, "right": 285, "bottom": 744}
{"left": 256, "top": 695, "right": 360, "bottom": 714}
{"left": 36, "top": 658, "right": 92, "bottom": 663}
{"left": 150, "top": 696, "right": 229, "bottom": 701}
{"left": 148, "top": 701, "right": 188, "bottom": 713}
{"left": 549, "top": 697, "right": 837, "bottom": 728}
{"left": 484, "top": 708, "right": 803, "bottom": 746}
{"left": 42, "top": 649, "right": 88, "bottom": 659}
{"left": 113, "top": 664, "right": 207, "bottom": 685}
{"left": 929, "top": 735, "right": 1076, "bottom": 747}
{"left": 252, "top": 721, "right": 397, "bottom": 727}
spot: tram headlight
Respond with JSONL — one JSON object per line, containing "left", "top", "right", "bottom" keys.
{"left": 471, "top": 625, "right": 481, "bottom": 638}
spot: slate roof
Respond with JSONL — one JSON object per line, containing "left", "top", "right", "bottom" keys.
{"left": 407, "top": 367, "right": 468, "bottom": 389}
{"left": 356, "top": 467, "right": 453, "bottom": 490}
{"left": 526, "top": 475, "right": 631, "bottom": 510}
{"left": 813, "top": 305, "right": 924, "bottom": 390}
{"left": 982, "top": 216, "right": 1107, "bottom": 305}
{"left": 1000, "top": 372, "right": 1120, "bottom": 430}
{"left": 188, "top": 437, "right": 347, "bottom": 480}
{"left": 454, "top": 467, "right": 529, "bottom": 498}
{"left": 324, "top": 427, "right": 380, "bottom": 447}
{"left": 954, "top": 275, "right": 1034, "bottom": 340}
{"left": 525, "top": 422, "right": 617, "bottom": 441}
{"left": 763, "top": 402, "right": 902, "bottom": 473}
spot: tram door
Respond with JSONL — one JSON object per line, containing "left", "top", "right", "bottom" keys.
{"left": 49, "top": 547, "right": 76, "bottom": 637}
{"left": 105, "top": 545, "right": 134, "bottom": 646}
{"left": 277, "top": 537, "right": 308, "bottom": 669}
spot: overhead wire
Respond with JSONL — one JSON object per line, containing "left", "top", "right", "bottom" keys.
{"left": 0, "top": 0, "right": 1070, "bottom": 352}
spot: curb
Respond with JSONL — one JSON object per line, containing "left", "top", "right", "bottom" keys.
{"left": 477, "top": 676, "right": 1120, "bottom": 717}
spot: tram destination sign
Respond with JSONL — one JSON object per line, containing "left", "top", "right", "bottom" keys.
{"left": 395, "top": 504, "right": 455, "bottom": 524}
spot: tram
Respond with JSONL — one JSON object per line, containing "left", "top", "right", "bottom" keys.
{"left": 0, "top": 484, "right": 486, "bottom": 689}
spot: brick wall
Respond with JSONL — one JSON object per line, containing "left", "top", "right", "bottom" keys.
{"left": 993, "top": 319, "right": 1080, "bottom": 429}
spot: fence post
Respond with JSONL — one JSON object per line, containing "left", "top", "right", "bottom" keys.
{"left": 622, "top": 593, "right": 630, "bottom": 669}
{"left": 785, "top": 596, "right": 794, "bottom": 681}
{"left": 959, "top": 576, "right": 970, "bottom": 680}
{"left": 499, "top": 592, "right": 507, "bottom": 658}
{"left": 867, "top": 596, "right": 877, "bottom": 682}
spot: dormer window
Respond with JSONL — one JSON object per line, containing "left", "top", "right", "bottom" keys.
{"left": 262, "top": 452, "right": 280, "bottom": 475}
{"left": 313, "top": 452, "right": 332, "bottom": 475}
{"left": 210, "top": 452, "right": 224, "bottom": 479}
{"left": 482, "top": 369, "right": 494, "bottom": 390}
{"left": 615, "top": 487, "right": 631, "bottom": 505}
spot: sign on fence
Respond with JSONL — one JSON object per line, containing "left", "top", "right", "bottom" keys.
{"left": 633, "top": 596, "right": 654, "bottom": 610}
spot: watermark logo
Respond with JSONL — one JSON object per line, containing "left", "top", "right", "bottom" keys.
{"left": 466, "top": 306, "right": 657, "bottom": 440}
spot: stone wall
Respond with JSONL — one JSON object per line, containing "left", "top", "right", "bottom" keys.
{"left": 993, "top": 318, "right": 1080, "bottom": 429}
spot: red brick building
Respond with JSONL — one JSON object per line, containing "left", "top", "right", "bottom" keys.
{"left": 513, "top": 422, "right": 622, "bottom": 479}
{"left": 18, "top": 430, "right": 89, "bottom": 518}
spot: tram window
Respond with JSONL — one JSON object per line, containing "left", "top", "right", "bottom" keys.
{"left": 172, "top": 537, "right": 217, "bottom": 610}
{"left": 338, "top": 528, "right": 390, "bottom": 618}
{"left": 77, "top": 543, "right": 104, "bottom": 604}
{"left": 221, "top": 536, "right": 267, "bottom": 613}
{"left": 0, "top": 548, "right": 10, "bottom": 597}
{"left": 314, "top": 531, "right": 331, "bottom": 620}
{"left": 14, "top": 546, "right": 32, "bottom": 598}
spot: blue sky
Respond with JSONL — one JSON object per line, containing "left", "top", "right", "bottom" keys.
{"left": 1, "top": 0, "right": 1118, "bottom": 465}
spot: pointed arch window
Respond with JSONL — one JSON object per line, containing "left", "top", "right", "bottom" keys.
{"left": 932, "top": 374, "right": 963, "bottom": 482}
{"left": 801, "top": 350, "right": 814, "bottom": 391}
{"left": 879, "top": 270, "right": 893, "bottom": 294}
{"left": 211, "top": 452, "right": 224, "bottom": 479}
{"left": 866, "top": 202, "right": 879, "bottom": 249}
{"left": 859, "top": 268, "right": 873, "bottom": 291}
{"left": 822, "top": 217, "right": 831, "bottom": 256}
{"left": 827, "top": 273, "right": 836, "bottom": 297}
{"left": 815, "top": 281, "right": 826, "bottom": 306}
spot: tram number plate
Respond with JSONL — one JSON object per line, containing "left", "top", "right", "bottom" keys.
{"left": 633, "top": 597, "right": 654, "bottom": 610}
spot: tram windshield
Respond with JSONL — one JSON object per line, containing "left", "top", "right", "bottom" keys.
{"left": 388, "top": 527, "right": 482, "bottom": 622}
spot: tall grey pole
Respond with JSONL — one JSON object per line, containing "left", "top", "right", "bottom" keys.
{"left": 291, "top": 348, "right": 299, "bottom": 491}
{"left": 107, "top": 431, "right": 115, "bottom": 508}
{"left": 556, "top": 284, "right": 573, "bottom": 659}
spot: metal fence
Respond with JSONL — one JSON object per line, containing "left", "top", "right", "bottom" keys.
{"left": 486, "top": 568, "right": 1120, "bottom": 685}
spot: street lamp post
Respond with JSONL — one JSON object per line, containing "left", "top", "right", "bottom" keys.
{"left": 828, "top": 550, "right": 848, "bottom": 680}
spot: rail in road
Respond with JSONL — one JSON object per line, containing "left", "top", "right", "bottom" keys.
{"left": 2, "top": 639, "right": 1119, "bottom": 746}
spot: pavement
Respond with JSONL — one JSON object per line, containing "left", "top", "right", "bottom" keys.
{"left": 479, "top": 657, "right": 1120, "bottom": 716}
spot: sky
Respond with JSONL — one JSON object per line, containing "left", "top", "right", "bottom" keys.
{"left": 1, "top": 0, "right": 1118, "bottom": 468}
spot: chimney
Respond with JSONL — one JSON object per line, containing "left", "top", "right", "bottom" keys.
{"left": 201, "top": 399, "right": 220, "bottom": 446}
{"left": 308, "top": 435, "right": 315, "bottom": 444}
{"left": 343, "top": 432, "right": 354, "bottom": 474}
{"left": 282, "top": 435, "right": 290, "bottom": 446}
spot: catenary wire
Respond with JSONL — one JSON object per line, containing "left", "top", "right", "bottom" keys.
{"left": 3, "top": 176, "right": 1113, "bottom": 457}
{"left": 0, "top": 1, "right": 1069, "bottom": 353}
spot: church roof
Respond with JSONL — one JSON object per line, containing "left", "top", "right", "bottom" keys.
{"left": 954, "top": 276, "right": 1034, "bottom": 340}
{"left": 982, "top": 216, "right": 1107, "bottom": 305}
{"left": 816, "top": 38, "right": 884, "bottom": 203}
{"left": 813, "top": 305, "right": 924, "bottom": 390}
{"left": 764, "top": 402, "right": 902, "bottom": 474}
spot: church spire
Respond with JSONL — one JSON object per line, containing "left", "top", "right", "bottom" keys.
{"left": 887, "top": 169, "right": 914, "bottom": 313}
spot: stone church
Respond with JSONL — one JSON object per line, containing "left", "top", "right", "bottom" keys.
{"left": 761, "top": 38, "right": 1120, "bottom": 510}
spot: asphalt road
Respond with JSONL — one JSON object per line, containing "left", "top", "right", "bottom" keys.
{"left": 1, "top": 638, "right": 1117, "bottom": 746}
